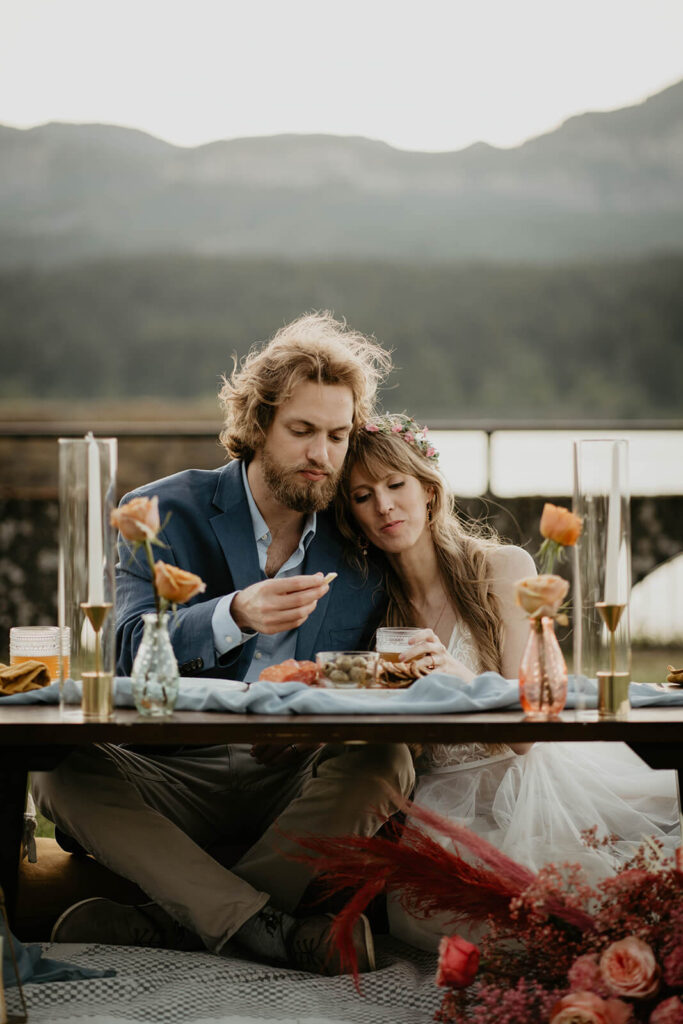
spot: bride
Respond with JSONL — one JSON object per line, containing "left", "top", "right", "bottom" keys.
{"left": 335, "top": 412, "right": 680, "bottom": 952}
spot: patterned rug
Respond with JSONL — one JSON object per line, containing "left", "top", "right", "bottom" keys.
{"left": 20, "top": 938, "right": 441, "bottom": 1024}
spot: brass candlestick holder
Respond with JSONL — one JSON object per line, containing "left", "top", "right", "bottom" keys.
{"left": 80, "top": 602, "right": 114, "bottom": 719}
{"left": 595, "top": 602, "right": 630, "bottom": 718}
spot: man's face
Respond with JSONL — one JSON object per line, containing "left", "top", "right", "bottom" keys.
{"left": 256, "top": 380, "right": 354, "bottom": 513}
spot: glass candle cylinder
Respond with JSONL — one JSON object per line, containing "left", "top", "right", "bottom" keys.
{"left": 58, "top": 435, "right": 117, "bottom": 718}
{"left": 573, "top": 439, "right": 631, "bottom": 715}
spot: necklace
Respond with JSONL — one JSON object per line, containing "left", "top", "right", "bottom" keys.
{"left": 431, "top": 592, "right": 450, "bottom": 635}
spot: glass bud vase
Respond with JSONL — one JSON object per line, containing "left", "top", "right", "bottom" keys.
{"left": 518, "top": 616, "right": 568, "bottom": 718}
{"left": 130, "top": 612, "right": 179, "bottom": 717}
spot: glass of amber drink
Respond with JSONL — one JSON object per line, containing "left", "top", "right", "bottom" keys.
{"left": 9, "top": 626, "right": 71, "bottom": 681}
{"left": 375, "top": 627, "right": 423, "bottom": 662}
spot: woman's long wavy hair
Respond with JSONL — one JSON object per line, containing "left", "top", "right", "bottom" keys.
{"left": 218, "top": 312, "right": 393, "bottom": 461}
{"left": 335, "top": 424, "right": 504, "bottom": 673}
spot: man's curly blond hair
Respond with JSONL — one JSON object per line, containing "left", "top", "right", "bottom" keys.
{"left": 218, "top": 312, "right": 393, "bottom": 461}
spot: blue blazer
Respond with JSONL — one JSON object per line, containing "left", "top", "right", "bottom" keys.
{"left": 115, "top": 460, "right": 386, "bottom": 678}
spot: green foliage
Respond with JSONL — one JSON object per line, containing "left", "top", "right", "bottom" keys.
{"left": 1, "top": 253, "right": 682, "bottom": 420}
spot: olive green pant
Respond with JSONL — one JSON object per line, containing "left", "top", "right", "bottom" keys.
{"left": 33, "top": 741, "right": 414, "bottom": 951}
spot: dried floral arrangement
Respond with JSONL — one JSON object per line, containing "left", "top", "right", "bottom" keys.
{"left": 293, "top": 799, "right": 683, "bottom": 1024}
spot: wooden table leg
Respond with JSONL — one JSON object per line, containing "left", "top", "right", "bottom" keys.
{"left": 0, "top": 762, "right": 28, "bottom": 924}
{"left": 0, "top": 747, "right": 72, "bottom": 927}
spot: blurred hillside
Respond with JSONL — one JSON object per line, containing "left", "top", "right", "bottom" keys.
{"left": 1, "top": 79, "right": 683, "bottom": 266}
{"left": 1, "top": 253, "right": 682, "bottom": 420}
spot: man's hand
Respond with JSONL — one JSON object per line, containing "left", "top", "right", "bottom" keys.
{"left": 250, "top": 743, "right": 322, "bottom": 765}
{"left": 231, "top": 574, "right": 332, "bottom": 635}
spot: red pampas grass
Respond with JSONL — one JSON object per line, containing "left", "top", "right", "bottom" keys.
{"left": 289, "top": 795, "right": 596, "bottom": 980}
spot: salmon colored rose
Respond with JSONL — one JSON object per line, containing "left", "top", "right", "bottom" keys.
{"left": 112, "top": 492, "right": 206, "bottom": 615}
{"left": 541, "top": 503, "right": 583, "bottom": 546}
{"left": 110, "top": 496, "right": 161, "bottom": 542}
{"left": 600, "top": 936, "right": 660, "bottom": 1000}
{"left": 550, "top": 990, "right": 633, "bottom": 1024}
{"left": 154, "top": 561, "right": 206, "bottom": 605}
{"left": 537, "top": 502, "right": 582, "bottom": 574}
{"left": 436, "top": 934, "right": 480, "bottom": 989}
{"left": 515, "top": 574, "right": 569, "bottom": 619}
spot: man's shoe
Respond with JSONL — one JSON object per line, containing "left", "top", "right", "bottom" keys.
{"left": 50, "top": 897, "right": 204, "bottom": 950}
{"left": 286, "top": 913, "right": 375, "bottom": 976}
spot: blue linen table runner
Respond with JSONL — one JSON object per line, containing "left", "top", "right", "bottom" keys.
{"left": 3, "top": 673, "right": 683, "bottom": 712}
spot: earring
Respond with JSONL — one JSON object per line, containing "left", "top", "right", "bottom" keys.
{"left": 357, "top": 534, "right": 369, "bottom": 558}
{"left": 427, "top": 502, "right": 433, "bottom": 526}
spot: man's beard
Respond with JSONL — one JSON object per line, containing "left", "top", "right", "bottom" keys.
{"left": 260, "top": 446, "right": 340, "bottom": 513}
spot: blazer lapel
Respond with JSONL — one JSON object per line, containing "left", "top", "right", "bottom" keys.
{"left": 209, "top": 462, "right": 262, "bottom": 590}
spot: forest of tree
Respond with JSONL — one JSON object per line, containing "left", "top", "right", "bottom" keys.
{"left": 1, "top": 252, "right": 682, "bottom": 421}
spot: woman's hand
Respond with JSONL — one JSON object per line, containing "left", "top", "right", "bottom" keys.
{"left": 400, "top": 629, "right": 475, "bottom": 683}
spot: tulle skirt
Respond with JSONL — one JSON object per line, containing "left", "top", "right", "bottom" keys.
{"left": 388, "top": 742, "right": 681, "bottom": 951}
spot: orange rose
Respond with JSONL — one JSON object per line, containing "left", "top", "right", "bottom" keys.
{"left": 154, "top": 561, "right": 206, "bottom": 605}
{"left": 600, "top": 936, "right": 660, "bottom": 1000}
{"left": 515, "top": 574, "right": 569, "bottom": 619}
{"left": 550, "top": 991, "right": 633, "bottom": 1024}
{"left": 540, "top": 503, "right": 582, "bottom": 546}
{"left": 436, "top": 934, "right": 480, "bottom": 989}
{"left": 111, "top": 496, "right": 161, "bottom": 542}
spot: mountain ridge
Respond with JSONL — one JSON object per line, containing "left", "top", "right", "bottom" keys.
{"left": 2, "top": 78, "right": 682, "bottom": 265}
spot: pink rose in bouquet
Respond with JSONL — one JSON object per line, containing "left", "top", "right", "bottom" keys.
{"left": 569, "top": 954, "right": 607, "bottom": 994}
{"left": 600, "top": 937, "right": 660, "bottom": 1000}
{"left": 550, "top": 990, "right": 634, "bottom": 1024}
{"left": 436, "top": 934, "right": 480, "bottom": 990}
{"left": 650, "top": 996, "right": 683, "bottom": 1024}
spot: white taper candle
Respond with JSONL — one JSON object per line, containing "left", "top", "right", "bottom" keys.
{"left": 87, "top": 432, "right": 104, "bottom": 604}
{"left": 604, "top": 443, "right": 621, "bottom": 604}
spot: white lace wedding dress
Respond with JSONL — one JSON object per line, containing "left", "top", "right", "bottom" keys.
{"left": 387, "top": 622, "right": 681, "bottom": 952}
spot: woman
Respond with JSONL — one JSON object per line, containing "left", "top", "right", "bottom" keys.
{"left": 336, "top": 412, "right": 680, "bottom": 952}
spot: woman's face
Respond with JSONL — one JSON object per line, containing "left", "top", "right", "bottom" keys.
{"left": 348, "top": 461, "right": 433, "bottom": 555}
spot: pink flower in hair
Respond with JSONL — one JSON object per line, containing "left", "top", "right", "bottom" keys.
{"left": 365, "top": 423, "right": 379, "bottom": 432}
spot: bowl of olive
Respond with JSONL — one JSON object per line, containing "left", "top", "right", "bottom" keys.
{"left": 315, "top": 651, "right": 380, "bottom": 689}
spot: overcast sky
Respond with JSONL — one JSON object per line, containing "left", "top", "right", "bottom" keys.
{"left": 3, "top": 0, "right": 683, "bottom": 153}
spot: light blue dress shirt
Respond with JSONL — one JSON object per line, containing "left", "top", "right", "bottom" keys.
{"left": 211, "top": 462, "right": 317, "bottom": 682}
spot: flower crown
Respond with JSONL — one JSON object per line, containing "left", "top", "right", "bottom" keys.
{"left": 363, "top": 413, "right": 439, "bottom": 461}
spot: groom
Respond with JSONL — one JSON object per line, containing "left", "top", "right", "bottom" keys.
{"left": 33, "top": 312, "right": 414, "bottom": 974}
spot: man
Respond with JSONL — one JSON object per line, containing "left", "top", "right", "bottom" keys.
{"left": 33, "top": 312, "right": 414, "bottom": 974}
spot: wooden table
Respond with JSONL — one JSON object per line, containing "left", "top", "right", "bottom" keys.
{"left": 2, "top": 704, "right": 682, "bottom": 922}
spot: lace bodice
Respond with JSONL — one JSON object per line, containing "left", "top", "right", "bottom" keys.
{"left": 415, "top": 621, "right": 512, "bottom": 772}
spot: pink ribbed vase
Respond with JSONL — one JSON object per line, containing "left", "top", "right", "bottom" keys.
{"left": 518, "top": 616, "right": 568, "bottom": 717}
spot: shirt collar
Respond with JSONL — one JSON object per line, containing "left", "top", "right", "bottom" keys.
{"left": 241, "top": 461, "right": 317, "bottom": 549}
